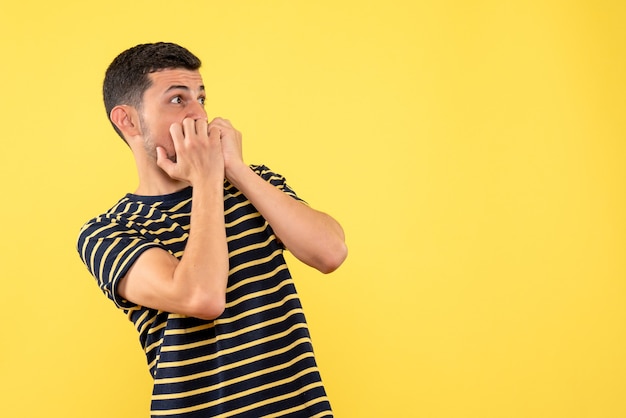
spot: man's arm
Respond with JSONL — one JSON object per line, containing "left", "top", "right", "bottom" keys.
{"left": 214, "top": 118, "right": 348, "bottom": 273}
{"left": 118, "top": 119, "right": 229, "bottom": 320}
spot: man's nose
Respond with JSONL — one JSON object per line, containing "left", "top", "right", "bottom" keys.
{"left": 187, "top": 101, "right": 207, "bottom": 120}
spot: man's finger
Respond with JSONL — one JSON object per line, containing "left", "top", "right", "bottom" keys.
{"left": 208, "top": 117, "right": 232, "bottom": 129}
{"left": 156, "top": 146, "right": 175, "bottom": 174}
{"left": 182, "top": 118, "right": 197, "bottom": 136}
{"left": 208, "top": 125, "right": 221, "bottom": 140}
{"left": 170, "top": 123, "right": 184, "bottom": 144}
{"left": 195, "top": 118, "right": 209, "bottom": 138}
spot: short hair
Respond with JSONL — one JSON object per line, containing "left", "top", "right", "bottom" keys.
{"left": 103, "top": 42, "right": 202, "bottom": 140}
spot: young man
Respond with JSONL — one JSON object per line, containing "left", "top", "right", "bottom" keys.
{"left": 77, "top": 42, "right": 347, "bottom": 417}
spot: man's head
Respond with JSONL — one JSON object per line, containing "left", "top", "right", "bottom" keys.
{"left": 103, "top": 42, "right": 202, "bottom": 141}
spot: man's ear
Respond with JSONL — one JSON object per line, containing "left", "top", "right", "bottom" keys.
{"left": 110, "top": 105, "right": 142, "bottom": 140}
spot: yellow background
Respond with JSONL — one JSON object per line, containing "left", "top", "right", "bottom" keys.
{"left": 1, "top": 1, "right": 624, "bottom": 417}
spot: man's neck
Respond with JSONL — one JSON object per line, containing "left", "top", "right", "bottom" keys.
{"left": 134, "top": 179, "right": 189, "bottom": 196}
{"left": 134, "top": 161, "right": 189, "bottom": 196}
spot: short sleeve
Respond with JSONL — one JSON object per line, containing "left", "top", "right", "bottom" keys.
{"left": 250, "top": 164, "right": 308, "bottom": 204}
{"left": 76, "top": 215, "right": 161, "bottom": 310}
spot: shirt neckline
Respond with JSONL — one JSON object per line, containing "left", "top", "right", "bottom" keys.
{"left": 125, "top": 186, "right": 193, "bottom": 205}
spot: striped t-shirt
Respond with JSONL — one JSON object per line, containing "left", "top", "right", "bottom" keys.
{"left": 76, "top": 165, "right": 333, "bottom": 417}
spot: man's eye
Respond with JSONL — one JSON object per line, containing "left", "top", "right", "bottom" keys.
{"left": 198, "top": 97, "right": 206, "bottom": 105}
{"left": 170, "top": 96, "right": 183, "bottom": 104}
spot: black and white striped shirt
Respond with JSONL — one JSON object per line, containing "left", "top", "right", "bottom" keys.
{"left": 77, "top": 165, "right": 332, "bottom": 417}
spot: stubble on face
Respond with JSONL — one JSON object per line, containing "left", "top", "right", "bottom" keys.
{"left": 138, "top": 111, "right": 176, "bottom": 163}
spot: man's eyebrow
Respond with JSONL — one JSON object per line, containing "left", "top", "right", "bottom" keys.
{"left": 164, "top": 85, "right": 205, "bottom": 93}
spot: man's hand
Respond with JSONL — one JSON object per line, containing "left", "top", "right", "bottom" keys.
{"left": 119, "top": 118, "right": 230, "bottom": 320}
{"left": 156, "top": 118, "right": 224, "bottom": 186}
{"left": 208, "top": 117, "right": 245, "bottom": 179}
{"left": 210, "top": 117, "right": 348, "bottom": 274}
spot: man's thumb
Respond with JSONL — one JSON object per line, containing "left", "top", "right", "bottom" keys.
{"left": 156, "top": 146, "right": 175, "bottom": 175}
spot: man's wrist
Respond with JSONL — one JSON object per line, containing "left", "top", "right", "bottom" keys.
{"left": 225, "top": 162, "right": 253, "bottom": 189}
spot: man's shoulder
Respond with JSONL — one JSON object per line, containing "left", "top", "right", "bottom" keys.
{"left": 76, "top": 193, "right": 152, "bottom": 245}
{"left": 78, "top": 194, "right": 134, "bottom": 228}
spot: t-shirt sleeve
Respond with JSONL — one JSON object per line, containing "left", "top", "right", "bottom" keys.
{"left": 76, "top": 215, "right": 161, "bottom": 310}
{"left": 250, "top": 164, "right": 307, "bottom": 204}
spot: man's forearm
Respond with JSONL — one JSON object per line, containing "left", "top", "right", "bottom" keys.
{"left": 173, "top": 179, "right": 229, "bottom": 318}
{"left": 226, "top": 164, "right": 347, "bottom": 273}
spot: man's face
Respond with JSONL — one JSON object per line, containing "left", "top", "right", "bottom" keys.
{"left": 138, "top": 68, "right": 207, "bottom": 161}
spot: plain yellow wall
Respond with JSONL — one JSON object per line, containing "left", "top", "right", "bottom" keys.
{"left": 1, "top": 1, "right": 625, "bottom": 417}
